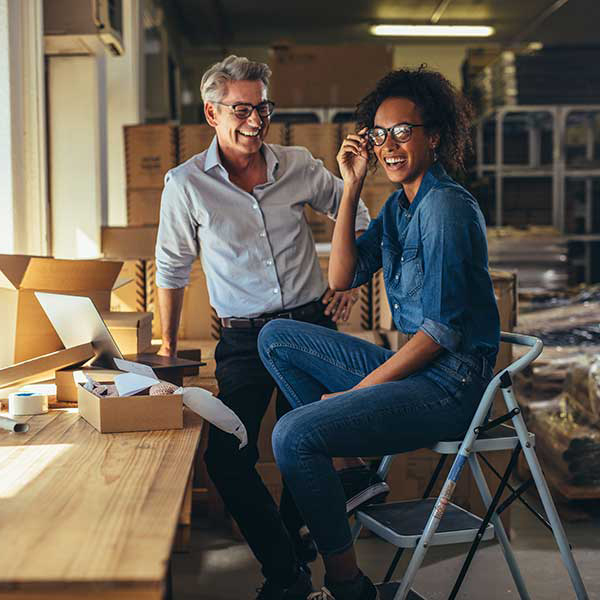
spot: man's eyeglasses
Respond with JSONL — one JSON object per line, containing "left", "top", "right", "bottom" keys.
{"left": 367, "top": 123, "right": 426, "bottom": 146}
{"left": 213, "top": 100, "right": 275, "bottom": 120}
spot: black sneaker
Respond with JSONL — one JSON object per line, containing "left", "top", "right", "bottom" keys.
{"left": 256, "top": 567, "right": 313, "bottom": 600}
{"left": 338, "top": 466, "right": 390, "bottom": 515}
{"left": 309, "top": 571, "right": 378, "bottom": 599}
{"left": 292, "top": 527, "right": 318, "bottom": 564}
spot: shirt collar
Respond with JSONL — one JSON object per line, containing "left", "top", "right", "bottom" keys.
{"left": 398, "top": 161, "right": 447, "bottom": 214}
{"left": 203, "top": 136, "right": 280, "bottom": 181}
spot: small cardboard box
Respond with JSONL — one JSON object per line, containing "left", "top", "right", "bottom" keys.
{"left": 288, "top": 123, "right": 340, "bottom": 174}
{"left": 127, "top": 189, "right": 162, "bottom": 226}
{"left": 178, "top": 124, "right": 214, "bottom": 163}
{"left": 56, "top": 366, "right": 120, "bottom": 403}
{"left": 124, "top": 124, "right": 178, "bottom": 188}
{"left": 76, "top": 363, "right": 183, "bottom": 433}
{"left": 101, "top": 226, "right": 158, "bottom": 259}
{"left": 102, "top": 311, "right": 153, "bottom": 355}
{"left": 110, "top": 259, "right": 147, "bottom": 313}
{"left": 0, "top": 255, "right": 123, "bottom": 367}
{"left": 269, "top": 44, "right": 394, "bottom": 108}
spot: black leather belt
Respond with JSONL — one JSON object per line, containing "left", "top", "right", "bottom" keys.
{"left": 221, "top": 300, "right": 324, "bottom": 329}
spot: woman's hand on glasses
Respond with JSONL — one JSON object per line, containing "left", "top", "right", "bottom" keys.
{"left": 337, "top": 127, "right": 369, "bottom": 186}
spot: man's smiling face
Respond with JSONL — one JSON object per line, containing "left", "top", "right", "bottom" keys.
{"left": 206, "top": 80, "right": 270, "bottom": 159}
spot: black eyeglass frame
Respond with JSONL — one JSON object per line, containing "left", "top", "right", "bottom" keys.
{"left": 367, "top": 122, "right": 427, "bottom": 146}
{"left": 213, "top": 100, "right": 276, "bottom": 119}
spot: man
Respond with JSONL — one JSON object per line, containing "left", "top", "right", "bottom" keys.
{"left": 155, "top": 55, "right": 370, "bottom": 599}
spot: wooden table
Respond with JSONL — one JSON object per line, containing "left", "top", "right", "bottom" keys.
{"left": 0, "top": 408, "right": 203, "bottom": 599}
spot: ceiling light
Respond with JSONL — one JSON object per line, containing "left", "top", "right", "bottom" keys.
{"left": 370, "top": 25, "right": 495, "bottom": 38}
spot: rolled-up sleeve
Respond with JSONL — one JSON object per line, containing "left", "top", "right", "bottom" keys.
{"left": 305, "top": 152, "right": 371, "bottom": 231}
{"left": 155, "top": 172, "right": 199, "bottom": 288}
{"left": 350, "top": 213, "right": 383, "bottom": 288}
{"left": 418, "top": 189, "right": 479, "bottom": 352}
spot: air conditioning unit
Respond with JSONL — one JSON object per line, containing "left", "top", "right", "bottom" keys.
{"left": 44, "top": 0, "right": 124, "bottom": 56}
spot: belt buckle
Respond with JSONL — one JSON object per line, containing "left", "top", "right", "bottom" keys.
{"left": 279, "top": 312, "right": 293, "bottom": 319}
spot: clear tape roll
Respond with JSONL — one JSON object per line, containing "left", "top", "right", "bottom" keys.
{"left": 8, "top": 392, "right": 48, "bottom": 417}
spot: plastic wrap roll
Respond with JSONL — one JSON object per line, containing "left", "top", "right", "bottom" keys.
{"left": 0, "top": 416, "right": 29, "bottom": 433}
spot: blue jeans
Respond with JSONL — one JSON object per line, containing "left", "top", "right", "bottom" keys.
{"left": 258, "top": 319, "right": 493, "bottom": 556}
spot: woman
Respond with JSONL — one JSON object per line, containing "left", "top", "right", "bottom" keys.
{"left": 258, "top": 66, "right": 500, "bottom": 600}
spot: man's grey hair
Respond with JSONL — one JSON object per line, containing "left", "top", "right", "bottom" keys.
{"left": 200, "top": 55, "right": 272, "bottom": 104}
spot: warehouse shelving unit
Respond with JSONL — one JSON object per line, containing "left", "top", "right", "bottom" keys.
{"left": 473, "top": 104, "right": 600, "bottom": 283}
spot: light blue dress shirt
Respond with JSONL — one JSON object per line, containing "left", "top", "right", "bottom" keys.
{"left": 155, "top": 136, "right": 371, "bottom": 318}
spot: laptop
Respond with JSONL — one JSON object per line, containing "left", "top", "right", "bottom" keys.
{"left": 35, "top": 292, "right": 123, "bottom": 368}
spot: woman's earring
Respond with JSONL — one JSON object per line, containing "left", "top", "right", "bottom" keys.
{"left": 432, "top": 146, "right": 438, "bottom": 162}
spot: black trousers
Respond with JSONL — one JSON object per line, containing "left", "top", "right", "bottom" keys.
{"left": 204, "top": 309, "right": 335, "bottom": 584}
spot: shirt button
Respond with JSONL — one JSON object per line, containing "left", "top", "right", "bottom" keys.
{"left": 273, "top": 288, "right": 279, "bottom": 294}
{"left": 253, "top": 204, "right": 259, "bottom": 210}
{"left": 401, "top": 257, "right": 404, "bottom": 262}
{"left": 380, "top": 242, "right": 384, "bottom": 247}
{"left": 266, "top": 260, "right": 273, "bottom": 266}
{"left": 395, "top": 274, "right": 400, "bottom": 281}
{"left": 260, "top": 232, "right": 266, "bottom": 238}
{"left": 394, "top": 303, "right": 399, "bottom": 310}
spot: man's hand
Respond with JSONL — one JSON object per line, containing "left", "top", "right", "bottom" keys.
{"left": 322, "top": 288, "right": 359, "bottom": 322}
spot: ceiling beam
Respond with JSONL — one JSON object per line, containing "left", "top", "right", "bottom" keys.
{"left": 508, "top": 0, "right": 570, "bottom": 46}
{"left": 430, "top": 0, "right": 453, "bottom": 24}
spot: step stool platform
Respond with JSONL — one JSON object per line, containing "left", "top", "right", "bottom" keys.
{"left": 432, "top": 424, "right": 535, "bottom": 454}
{"left": 376, "top": 581, "right": 427, "bottom": 600}
{"left": 357, "top": 499, "right": 495, "bottom": 548}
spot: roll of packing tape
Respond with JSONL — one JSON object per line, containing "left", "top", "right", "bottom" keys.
{"left": 8, "top": 392, "right": 49, "bottom": 417}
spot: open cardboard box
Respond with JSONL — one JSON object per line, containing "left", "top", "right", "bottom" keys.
{"left": 76, "top": 361, "right": 182, "bottom": 433}
{"left": 0, "top": 255, "right": 124, "bottom": 367}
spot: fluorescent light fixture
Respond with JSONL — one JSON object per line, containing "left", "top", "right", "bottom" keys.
{"left": 370, "top": 24, "right": 495, "bottom": 37}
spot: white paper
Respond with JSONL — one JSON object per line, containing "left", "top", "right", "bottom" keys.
{"left": 179, "top": 387, "right": 248, "bottom": 449}
{"left": 113, "top": 358, "right": 158, "bottom": 380}
{"left": 115, "top": 372, "right": 157, "bottom": 396}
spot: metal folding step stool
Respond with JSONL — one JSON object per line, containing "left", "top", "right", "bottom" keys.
{"left": 352, "top": 332, "right": 589, "bottom": 600}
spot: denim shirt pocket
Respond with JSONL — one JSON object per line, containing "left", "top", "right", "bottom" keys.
{"left": 399, "top": 245, "right": 424, "bottom": 298}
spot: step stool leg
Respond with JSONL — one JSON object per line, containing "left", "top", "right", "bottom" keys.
{"left": 392, "top": 452, "right": 471, "bottom": 600}
{"left": 469, "top": 454, "right": 531, "bottom": 600}
{"left": 506, "top": 389, "right": 589, "bottom": 600}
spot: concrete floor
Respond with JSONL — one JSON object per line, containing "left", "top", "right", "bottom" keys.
{"left": 172, "top": 496, "right": 600, "bottom": 599}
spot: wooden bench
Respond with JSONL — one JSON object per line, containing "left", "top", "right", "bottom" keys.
{"left": 0, "top": 407, "right": 203, "bottom": 599}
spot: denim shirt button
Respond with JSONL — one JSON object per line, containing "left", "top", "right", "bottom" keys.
{"left": 401, "top": 257, "right": 404, "bottom": 262}
{"left": 395, "top": 274, "right": 399, "bottom": 280}
{"left": 394, "top": 303, "right": 399, "bottom": 309}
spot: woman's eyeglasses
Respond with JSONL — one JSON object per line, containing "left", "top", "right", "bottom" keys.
{"left": 366, "top": 122, "right": 426, "bottom": 146}
{"left": 213, "top": 100, "right": 275, "bottom": 120}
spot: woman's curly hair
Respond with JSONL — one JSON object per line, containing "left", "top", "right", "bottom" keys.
{"left": 355, "top": 65, "right": 474, "bottom": 174}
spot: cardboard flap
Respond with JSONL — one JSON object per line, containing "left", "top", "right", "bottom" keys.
{"left": 0, "top": 255, "right": 34, "bottom": 290}
{"left": 100, "top": 311, "right": 153, "bottom": 327}
{"left": 0, "top": 342, "right": 95, "bottom": 389}
{"left": 20, "top": 258, "right": 123, "bottom": 291}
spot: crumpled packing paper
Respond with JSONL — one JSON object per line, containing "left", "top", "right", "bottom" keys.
{"left": 177, "top": 386, "right": 248, "bottom": 449}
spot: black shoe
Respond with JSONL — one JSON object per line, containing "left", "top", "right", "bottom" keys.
{"left": 311, "top": 571, "right": 377, "bottom": 600}
{"left": 338, "top": 466, "right": 390, "bottom": 515}
{"left": 256, "top": 568, "right": 313, "bottom": 600}
{"left": 292, "top": 527, "right": 318, "bottom": 564}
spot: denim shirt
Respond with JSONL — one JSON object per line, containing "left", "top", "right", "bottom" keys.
{"left": 351, "top": 162, "right": 500, "bottom": 364}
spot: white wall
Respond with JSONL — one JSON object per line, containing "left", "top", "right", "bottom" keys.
{"left": 106, "top": 0, "right": 144, "bottom": 226}
{"left": 0, "top": 0, "right": 48, "bottom": 256}
{"left": 48, "top": 54, "right": 107, "bottom": 258}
